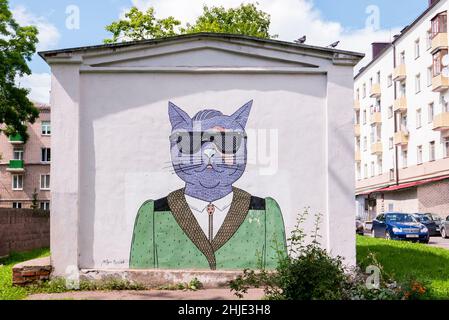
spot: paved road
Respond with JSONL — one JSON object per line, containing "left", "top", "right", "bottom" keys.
{"left": 428, "top": 236, "right": 449, "bottom": 250}
{"left": 27, "top": 288, "right": 265, "bottom": 300}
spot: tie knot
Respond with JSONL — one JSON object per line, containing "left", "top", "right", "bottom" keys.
{"left": 207, "top": 204, "right": 215, "bottom": 215}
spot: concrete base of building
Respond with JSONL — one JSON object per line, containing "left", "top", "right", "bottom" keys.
{"left": 79, "top": 269, "right": 246, "bottom": 289}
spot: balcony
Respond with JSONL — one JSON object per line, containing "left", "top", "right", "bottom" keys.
{"left": 6, "top": 160, "right": 24, "bottom": 173}
{"left": 370, "top": 112, "right": 382, "bottom": 124}
{"left": 369, "top": 83, "right": 381, "bottom": 98}
{"left": 432, "top": 74, "right": 449, "bottom": 92}
{"left": 371, "top": 142, "right": 383, "bottom": 155}
{"left": 393, "top": 97, "right": 407, "bottom": 113}
{"left": 9, "top": 134, "right": 24, "bottom": 145}
{"left": 354, "top": 124, "right": 360, "bottom": 137}
{"left": 393, "top": 64, "right": 406, "bottom": 81}
{"left": 355, "top": 150, "right": 361, "bottom": 162}
{"left": 354, "top": 100, "right": 360, "bottom": 111}
{"left": 431, "top": 32, "right": 448, "bottom": 53}
{"left": 394, "top": 131, "right": 409, "bottom": 146}
{"left": 433, "top": 112, "right": 449, "bottom": 131}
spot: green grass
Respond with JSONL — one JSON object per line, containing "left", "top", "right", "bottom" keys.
{"left": 0, "top": 248, "right": 50, "bottom": 300}
{"left": 357, "top": 236, "right": 449, "bottom": 299}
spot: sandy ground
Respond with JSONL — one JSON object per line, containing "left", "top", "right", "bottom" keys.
{"left": 27, "top": 288, "right": 265, "bottom": 300}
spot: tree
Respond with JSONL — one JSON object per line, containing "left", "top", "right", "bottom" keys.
{"left": 0, "top": 0, "right": 39, "bottom": 141}
{"left": 104, "top": 7, "right": 181, "bottom": 43}
{"left": 104, "top": 3, "right": 276, "bottom": 43}
{"left": 184, "top": 4, "right": 275, "bottom": 39}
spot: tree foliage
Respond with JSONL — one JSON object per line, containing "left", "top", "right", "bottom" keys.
{"left": 104, "top": 3, "right": 276, "bottom": 43}
{"left": 0, "top": 0, "right": 39, "bottom": 141}
{"left": 104, "top": 7, "right": 181, "bottom": 43}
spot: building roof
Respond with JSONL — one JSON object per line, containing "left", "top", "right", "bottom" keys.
{"left": 354, "top": 0, "right": 443, "bottom": 80}
{"left": 38, "top": 32, "right": 364, "bottom": 61}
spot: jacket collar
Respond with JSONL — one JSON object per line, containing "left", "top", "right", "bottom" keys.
{"left": 167, "top": 187, "right": 251, "bottom": 270}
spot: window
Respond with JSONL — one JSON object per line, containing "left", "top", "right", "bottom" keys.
{"left": 355, "top": 111, "right": 360, "bottom": 124}
{"left": 415, "top": 74, "right": 421, "bottom": 93}
{"left": 399, "top": 81, "right": 406, "bottom": 97}
{"left": 427, "top": 66, "right": 433, "bottom": 86}
{"left": 376, "top": 71, "right": 381, "bottom": 84}
{"left": 387, "top": 74, "right": 393, "bottom": 87}
{"left": 371, "top": 161, "right": 375, "bottom": 177}
{"left": 389, "top": 137, "right": 394, "bottom": 150}
{"left": 369, "top": 77, "right": 373, "bottom": 91}
{"left": 12, "top": 175, "right": 23, "bottom": 190}
{"left": 356, "top": 88, "right": 360, "bottom": 100}
{"left": 414, "top": 39, "right": 420, "bottom": 59}
{"left": 402, "top": 150, "right": 408, "bottom": 168}
{"left": 362, "top": 83, "right": 366, "bottom": 98}
{"left": 40, "top": 174, "right": 50, "bottom": 190}
{"left": 41, "top": 121, "right": 51, "bottom": 135}
{"left": 433, "top": 49, "right": 448, "bottom": 76}
{"left": 12, "top": 202, "right": 22, "bottom": 209}
{"left": 363, "top": 137, "right": 367, "bottom": 151}
{"left": 389, "top": 169, "right": 395, "bottom": 181}
{"left": 417, "top": 146, "right": 423, "bottom": 164}
{"left": 377, "top": 158, "right": 383, "bottom": 175}
{"left": 400, "top": 51, "right": 406, "bottom": 65}
{"left": 429, "top": 141, "right": 436, "bottom": 161}
{"left": 388, "top": 106, "right": 393, "bottom": 118}
{"left": 356, "top": 163, "right": 361, "bottom": 181}
{"left": 431, "top": 12, "right": 447, "bottom": 38}
{"left": 427, "top": 29, "right": 432, "bottom": 49}
{"left": 444, "top": 137, "right": 449, "bottom": 158}
{"left": 388, "top": 203, "right": 394, "bottom": 212}
{"left": 40, "top": 201, "right": 50, "bottom": 211}
{"left": 13, "top": 148, "right": 23, "bottom": 161}
{"left": 41, "top": 148, "right": 51, "bottom": 163}
{"left": 363, "top": 110, "right": 367, "bottom": 125}
{"left": 364, "top": 164, "right": 368, "bottom": 179}
{"left": 416, "top": 109, "right": 422, "bottom": 128}
{"left": 428, "top": 103, "right": 434, "bottom": 123}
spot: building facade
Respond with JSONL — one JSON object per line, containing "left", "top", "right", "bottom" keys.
{"left": 0, "top": 103, "right": 51, "bottom": 210}
{"left": 354, "top": 0, "right": 449, "bottom": 220}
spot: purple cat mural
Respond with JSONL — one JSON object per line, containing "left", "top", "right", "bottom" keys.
{"left": 130, "top": 101, "right": 287, "bottom": 270}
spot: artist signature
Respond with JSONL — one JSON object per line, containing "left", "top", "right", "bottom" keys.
{"left": 101, "top": 259, "right": 128, "bottom": 266}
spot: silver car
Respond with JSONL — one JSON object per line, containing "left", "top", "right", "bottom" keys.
{"left": 441, "top": 216, "right": 449, "bottom": 239}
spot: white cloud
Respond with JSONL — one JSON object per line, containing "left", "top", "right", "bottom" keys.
{"left": 16, "top": 73, "right": 51, "bottom": 104}
{"left": 12, "top": 5, "right": 60, "bottom": 51}
{"left": 128, "top": 0, "right": 403, "bottom": 72}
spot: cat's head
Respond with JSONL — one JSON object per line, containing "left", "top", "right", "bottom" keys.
{"left": 168, "top": 101, "right": 252, "bottom": 192}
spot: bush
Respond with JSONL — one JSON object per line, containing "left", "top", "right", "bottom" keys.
{"left": 230, "top": 210, "right": 422, "bottom": 300}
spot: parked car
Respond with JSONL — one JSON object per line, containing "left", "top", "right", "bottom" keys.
{"left": 441, "top": 216, "right": 449, "bottom": 239}
{"left": 356, "top": 218, "right": 364, "bottom": 236}
{"left": 413, "top": 213, "right": 440, "bottom": 236}
{"left": 372, "top": 213, "right": 429, "bottom": 243}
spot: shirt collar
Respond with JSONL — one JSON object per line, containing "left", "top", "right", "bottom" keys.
{"left": 185, "top": 192, "right": 234, "bottom": 213}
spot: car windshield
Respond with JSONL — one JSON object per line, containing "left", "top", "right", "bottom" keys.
{"left": 416, "top": 215, "right": 431, "bottom": 222}
{"left": 386, "top": 214, "right": 416, "bottom": 223}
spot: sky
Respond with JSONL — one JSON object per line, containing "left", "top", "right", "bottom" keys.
{"left": 9, "top": 0, "right": 428, "bottom": 103}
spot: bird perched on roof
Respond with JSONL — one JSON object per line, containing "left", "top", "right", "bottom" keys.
{"left": 294, "top": 35, "right": 306, "bottom": 44}
{"left": 328, "top": 41, "right": 340, "bottom": 48}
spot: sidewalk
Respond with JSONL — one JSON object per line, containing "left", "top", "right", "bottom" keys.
{"left": 27, "top": 288, "right": 265, "bottom": 300}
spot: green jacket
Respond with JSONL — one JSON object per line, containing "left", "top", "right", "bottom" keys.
{"left": 130, "top": 188, "right": 286, "bottom": 270}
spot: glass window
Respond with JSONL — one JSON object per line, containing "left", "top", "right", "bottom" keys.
{"left": 427, "top": 29, "right": 432, "bottom": 49}
{"left": 41, "top": 121, "right": 51, "bottom": 135}
{"left": 40, "top": 201, "right": 50, "bottom": 211}
{"left": 431, "top": 12, "right": 448, "bottom": 38}
{"left": 428, "top": 66, "right": 433, "bottom": 86}
{"left": 415, "top": 74, "right": 421, "bottom": 93}
{"left": 363, "top": 83, "right": 366, "bottom": 98}
{"left": 40, "top": 174, "right": 50, "bottom": 190}
{"left": 41, "top": 148, "right": 51, "bottom": 163}
{"left": 13, "top": 149, "right": 23, "bottom": 161}
{"left": 429, "top": 103, "right": 434, "bottom": 123}
{"left": 402, "top": 150, "right": 408, "bottom": 168}
{"left": 388, "top": 106, "right": 393, "bottom": 118}
{"left": 415, "top": 39, "right": 420, "bottom": 59}
{"left": 430, "top": 141, "right": 436, "bottom": 161}
{"left": 12, "top": 202, "right": 22, "bottom": 209}
{"left": 389, "top": 137, "right": 394, "bottom": 149}
{"left": 433, "top": 49, "right": 448, "bottom": 76}
{"left": 416, "top": 109, "right": 422, "bottom": 128}
{"left": 417, "top": 146, "right": 423, "bottom": 164}
{"left": 444, "top": 137, "right": 449, "bottom": 158}
{"left": 387, "top": 75, "right": 392, "bottom": 87}
{"left": 12, "top": 175, "right": 23, "bottom": 190}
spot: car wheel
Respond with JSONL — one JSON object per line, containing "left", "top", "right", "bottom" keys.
{"left": 442, "top": 228, "right": 448, "bottom": 239}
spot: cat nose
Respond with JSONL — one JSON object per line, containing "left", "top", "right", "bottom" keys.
{"left": 204, "top": 148, "right": 216, "bottom": 159}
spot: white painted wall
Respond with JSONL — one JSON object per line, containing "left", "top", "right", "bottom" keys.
{"left": 44, "top": 36, "right": 361, "bottom": 275}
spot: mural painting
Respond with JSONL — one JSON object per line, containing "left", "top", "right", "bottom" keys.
{"left": 130, "top": 101, "right": 287, "bottom": 270}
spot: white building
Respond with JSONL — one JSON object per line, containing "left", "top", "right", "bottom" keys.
{"left": 355, "top": 0, "right": 449, "bottom": 220}
{"left": 40, "top": 33, "right": 362, "bottom": 279}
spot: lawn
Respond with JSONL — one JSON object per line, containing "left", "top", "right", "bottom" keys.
{"left": 357, "top": 236, "right": 449, "bottom": 299}
{"left": 0, "top": 248, "right": 50, "bottom": 300}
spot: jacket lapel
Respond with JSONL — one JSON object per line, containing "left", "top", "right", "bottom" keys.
{"left": 167, "top": 189, "right": 217, "bottom": 269}
{"left": 212, "top": 187, "right": 252, "bottom": 252}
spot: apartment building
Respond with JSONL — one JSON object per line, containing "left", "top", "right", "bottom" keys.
{"left": 355, "top": 0, "right": 449, "bottom": 220}
{"left": 0, "top": 103, "right": 51, "bottom": 209}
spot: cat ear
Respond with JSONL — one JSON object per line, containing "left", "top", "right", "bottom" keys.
{"left": 168, "top": 102, "right": 191, "bottom": 128}
{"left": 231, "top": 100, "right": 253, "bottom": 128}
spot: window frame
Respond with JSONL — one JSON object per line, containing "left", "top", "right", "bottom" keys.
{"left": 12, "top": 174, "right": 23, "bottom": 191}
{"left": 40, "top": 174, "right": 51, "bottom": 191}
{"left": 41, "top": 121, "right": 51, "bottom": 136}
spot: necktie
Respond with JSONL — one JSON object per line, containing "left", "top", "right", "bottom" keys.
{"left": 207, "top": 203, "right": 215, "bottom": 242}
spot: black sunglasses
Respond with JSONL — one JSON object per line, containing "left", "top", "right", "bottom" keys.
{"left": 170, "top": 131, "right": 247, "bottom": 155}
